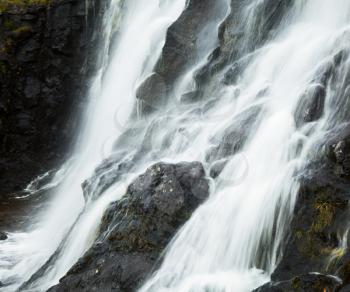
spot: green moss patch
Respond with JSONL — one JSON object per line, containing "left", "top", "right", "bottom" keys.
{"left": 0, "top": 0, "right": 51, "bottom": 12}
{"left": 311, "top": 201, "right": 337, "bottom": 233}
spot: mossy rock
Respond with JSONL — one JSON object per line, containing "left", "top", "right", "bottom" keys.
{"left": 254, "top": 273, "right": 342, "bottom": 292}
{"left": 0, "top": 0, "right": 51, "bottom": 12}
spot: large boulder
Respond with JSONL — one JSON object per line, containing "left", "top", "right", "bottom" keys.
{"left": 48, "top": 161, "right": 209, "bottom": 292}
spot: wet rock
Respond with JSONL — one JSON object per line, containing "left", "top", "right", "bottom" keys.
{"left": 180, "top": 90, "right": 203, "bottom": 104}
{"left": 328, "top": 136, "right": 350, "bottom": 179}
{"left": 206, "top": 105, "right": 263, "bottom": 162}
{"left": 136, "top": 73, "right": 166, "bottom": 113}
{"left": 195, "top": 0, "right": 294, "bottom": 87}
{"left": 339, "top": 284, "right": 350, "bottom": 292}
{"left": 254, "top": 273, "right": 342, "bottom": 292}
{"left": 209, "top": 159, "right": 227, "bottom": 179}
{"left": 0, "top": 0, "right": 108, "bottom": 198}
{"left": 136, "top": 0, "right": 227, "bottom": 114}
{"left": 48, "top": 161, "right": 209, "bottom": 292}
{"left": 0, "top": 231, "right": 7, "bottom": 240}
{"left": 155, "top": 0, "right": 226, "bottom": 85}
{"left": 271, "top": 130, "right": 350, "bottom": 290}
{"left": 82, "top": 151, "right": 141, "bottom": 202}
{"left": 294, "top": 85, "right": 326, "bottom": 127}
{"left": 337, "top": 253, "right": 350, "bottom": 287}
{"left": 272, "top": 175, "right": 349, "bottom": 282}
{"left": 222, "top": 62, "right": 241, "bottom": 85}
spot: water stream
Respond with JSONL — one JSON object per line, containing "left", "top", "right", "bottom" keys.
{"left": 1, "top": 0, "right": 350, "bottom": 291}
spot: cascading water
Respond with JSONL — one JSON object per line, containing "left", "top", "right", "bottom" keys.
{"left": 139, "top": 1, "right": 350, "bottom": 291}
{"left": 0, "top": 0, "right": 186, "bottom": 291}
{"left": 1, "top": 0, "right": 350, "bottom": 291}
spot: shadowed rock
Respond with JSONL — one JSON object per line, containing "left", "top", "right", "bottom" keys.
{"left": 294, "top": 85, "right": 326, "bottom": 128}
{"left": 48, "top": 161, "right": 209, "bottom": 292}
{"left": 136, "top": 0, "right": 227, "bottom": 111}
{"left": 136, "top": 73, "right": 166, "bottom": 114}
{"left": 269, "top": 127, "right": 350, "bottom": 291}
{"left": 0, "top": 0, "right": 109, "bottom": 199}
{"left": 0, "top": 231, "right": 7, "bottom": 241}
{"left": 195, "top": 0, "right": 294, "bottom": 87}
{"left": 254, "top": 273, "right": 342, "bottom": 292}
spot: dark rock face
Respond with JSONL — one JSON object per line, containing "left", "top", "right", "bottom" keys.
{"left": 136, "top": 73, "right": 166, "bottom": 113}
{"left": 48, "top": 161, "right": 209, "bottom": 292}
{"left": 0, "top": 0, "right": 107, "bottom": 198}
{"left": 256, "top": 127, "right": 350, "bottom": 291}
{"left": 136, "top": 0, "right": 295, "bottom": 113}
{"left": 180, "top": 90, "right": 203, "bottom": 104}
{"left": 154, "top": 0, "right": 225, "bottom": 84}
{"left": 195, "top": 0, "right": 294, "bottom": 87}
{"left": 206, "top": 105, "right": 263, "bottom": 164}
{"left": 81, "top": 151, "right": 140, "bottom": 202}
{"left": 254, "top": 273, "right": 342, "bottom": 292}
{"left": 137, "top": 0, "right": 227, "bottom": 111}
{"left": 294, "top": 85, "right": 326, "bottom": 127}
{"left": 0, "top": 231, "right": 7, "bottom": 240}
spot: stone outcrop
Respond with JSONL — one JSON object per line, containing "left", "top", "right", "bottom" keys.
{"left": 195, "top": 0, "right": 294, "bottom": 88}
{"left": 136, "top": 0, "right": 227, "bottom": 112}
{"left": 48, "top": 161, "right": 209, "bottom": 292}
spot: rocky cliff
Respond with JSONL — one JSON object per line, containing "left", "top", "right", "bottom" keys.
{"left": 0, "top": 0, "right": 106, "bottom": 198}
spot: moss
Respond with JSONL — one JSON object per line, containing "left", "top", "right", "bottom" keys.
{"left": 0, "top": 61, "right": 7, "bottom": 74}
{"left": 311, "top": 201, "right": 336, "bottom": 233}
{"left": 0, "top": 23, "right": 31, "bottom": 53}
{"left": 294, "top": 190, "right": 348, "bottom": 263}
{"left": 0, "top": 0, "right": 51, "bottom": 12}
{"left": 295, "top": 230, "right": 303, "bottom": 240}
{"left": 3, "top": 19, "right": 15, "bottom": 30}
{"left": 13, "top": 25, "right": 33, "bottom": 35}
{"left": 330, "top": 247, "right": 346, "bottom": 259}
{"left": 298, "top": 231, "right": 320, "bottom": 258}
{"left": 291, "top": 277, "right": 301, "bottom": 290}
{"left": 294, "top": 199, "right": 338, "bottom": 258}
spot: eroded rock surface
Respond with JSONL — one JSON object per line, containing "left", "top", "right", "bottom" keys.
{"left": 0, "top": 0, "right": 107, "bottom": 198}
{"left": 254, "top": 273, "right": 342, "bottom": 292}
{"left": 255, "top": 127, "right": 350, "bottom": 291}
{"left": 48, "top": 161, "right": 209, "bottom": 292}
{"left": 136, "top": 0, "right": 227, "bottom": 112}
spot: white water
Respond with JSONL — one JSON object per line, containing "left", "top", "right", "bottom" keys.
{"left": 140, "top": 0, "right": 350, "bottom": 291}
{"left": 1, "top": 0, "right": 350, "bottom": 291}
{"left": 0, "top": 0, "right": 186, "bottom": 291}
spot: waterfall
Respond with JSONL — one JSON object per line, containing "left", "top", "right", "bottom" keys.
{"left": 1, "top": 0, "right": 350, "bottom": 291}
{"left": 0, "top": 0, "right": 186, "bottom": 291}
{"left": 139, "top": 0, "right": 350, "bottom": 291}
